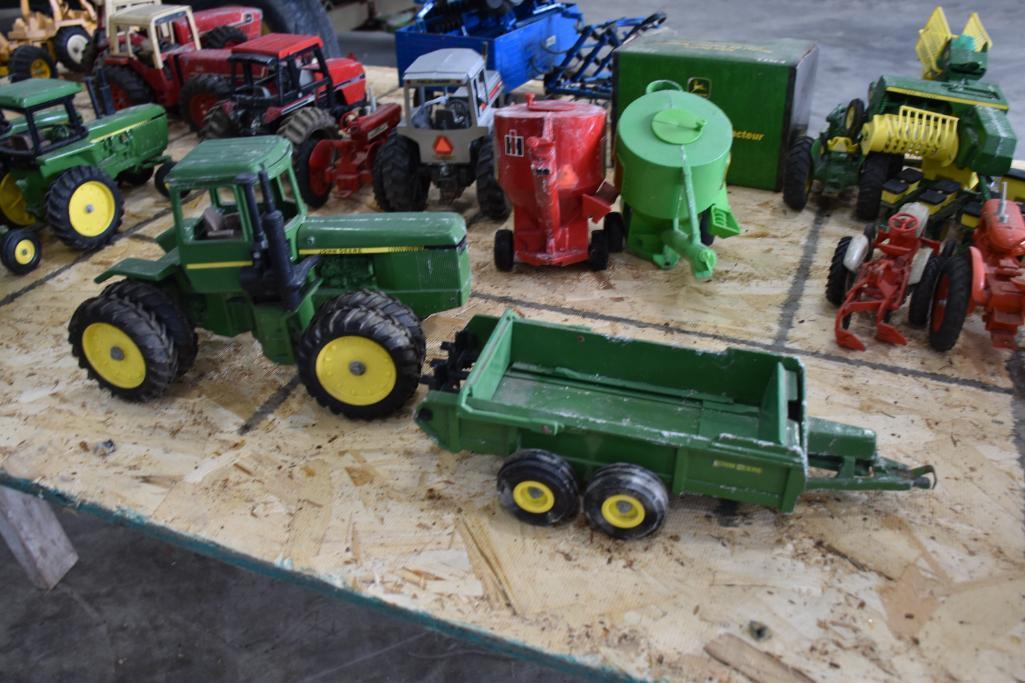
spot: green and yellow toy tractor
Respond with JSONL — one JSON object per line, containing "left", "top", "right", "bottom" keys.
{"left": 69, "top": 136, "right": 471, "bottom": 420}
{"left": 784, "top": 7, "right": 1017, "bottom": 222}
{"left": 0, "top": 77, "right": 171, "bottom": 275}
{"left": 0, "top": 0, "right": 98, "bottom": 81}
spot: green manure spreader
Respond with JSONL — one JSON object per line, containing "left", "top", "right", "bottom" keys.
{"left": 69, "top": 136, "right": 471, "bottom": 420}
{"left": 416, "top": 311, "right": 935, "bottom": 539}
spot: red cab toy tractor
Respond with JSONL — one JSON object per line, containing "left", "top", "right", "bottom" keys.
{"left": 199, "top": 34, "right": 369, "bottom": 153}
{"left": 923, "top": 195, "right": 1025, "bottom": 351}
{"left": 492, "top": 96, "right": 620, "bottom": 271}
{"left": 827, "top": 203, "right": 941, "bottom": 351}
{"left": 95, "top": 1, "right": 261, "bottom": 128}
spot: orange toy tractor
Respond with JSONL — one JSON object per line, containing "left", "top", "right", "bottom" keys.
{"left": 0, "top": 0, "right": 98, "bottom": 80}
{"left": 827, "top": 204, "right": 941, "bottom": 351}
{"left": 924, "top": 196, "right": 1025, "bottom": 351}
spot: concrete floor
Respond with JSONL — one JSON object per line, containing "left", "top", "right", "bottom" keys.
{"left": 3, "top": 1, "right": 1024, "bottom": 680}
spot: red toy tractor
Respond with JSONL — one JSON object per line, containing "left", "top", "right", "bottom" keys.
{"left": 492, "top": 96, "right": 620, "bottom": 271}
{"left": 95, "top": 2, "right": 261, "bottom": 129}
{"left": 826, "top": 204, "right": 941, "bottom": 351}
{"left": 922, "top": 197, "right": 1025, "bottom": 351}
{"left": 199, "top": 34, "right": 369, "bottom": 150}
{"left": 293, "top": 103, "right": 402, "bottom": 207}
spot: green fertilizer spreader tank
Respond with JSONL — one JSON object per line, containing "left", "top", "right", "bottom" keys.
{"left": 616, "top": 80, "right": 742, "bottom": 280}
{"left": 416, "top": 311, "right": 935, "bottom": 540}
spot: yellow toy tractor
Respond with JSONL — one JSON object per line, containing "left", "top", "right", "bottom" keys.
{"left": 0, "top": 0, "right": 98, "bottom": 81}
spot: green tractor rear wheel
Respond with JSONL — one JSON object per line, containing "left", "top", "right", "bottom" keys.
{"left": 101, "top": 280, "right": 198, "bottom": 377}
{"left": 46, "top": 166, "right": 124, "bottom": 251}
{"left": 497, "top": 449, "right": 580, "bottom": 526}
{"left": 312, "top": 290, "right": 426, "bottom": 365}
{"left": 783, "top": 136, "right": 814, "bottom": 211}
{"left": 1, "top": 229, "right": 42, "bottom": 275}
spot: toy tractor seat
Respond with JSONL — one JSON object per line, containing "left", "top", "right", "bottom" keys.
{"left": 6, "top": 133, "right": 32, "bottom": 152}
{"left": 197, "top": 205, "right": 242, "bottom": 239}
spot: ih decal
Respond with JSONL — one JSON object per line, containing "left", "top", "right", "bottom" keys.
{"left": 504, "top": 130, "right": 525, "bottom": 157}
{"left": 687, "top": 77, "right": 711, "bottom": 98}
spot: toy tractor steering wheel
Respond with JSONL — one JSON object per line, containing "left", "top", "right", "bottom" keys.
{"left": 888, "top": 212, "right": 919, "bottom": 234}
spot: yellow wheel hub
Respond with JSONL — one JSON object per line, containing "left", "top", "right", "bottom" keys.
{"left": 68, "top": 181, "right": 116, "bottom": 238}
{"left": 30, "top": 58, "right": 51, "bottom": 79}
{"left": 601, "top": 494, "right": 645, "bottom": 529}
{"left": 13, "top": 238, "right": 36, "bottom": 265}
{"left": 81, "top": 322, "right": 146, "bottom": 389}
{"left": 315, "top": 335, "right": 396, "bottom": 406}
{"left": 512, "top": 480, "right": 555, "bottom": 514}
{"left": 0, "top": 174, "right": 34, "bottom": 226}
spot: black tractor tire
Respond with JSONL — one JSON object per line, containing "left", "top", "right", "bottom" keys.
{"left": 699, "top": 210, "right": 715, "bottom": 246}
{"left": 154, "top": 162, "right": 175, "bottom": 198}
{"left": 844, "top": 98, "right": 866, "bottom": 139}
{"left": 826, "top": 236, "right": 854, "bottom": 306}
{"left": 200, "top": 25, "right": 248, "bottom": 49}
{"left": 296, "top": 305, "right": 421, "bottom": 419}
{"left": 497, "top": 449, "right": 580, "bottom": 527}
{"left": 907, "top": 251, "right": 946, "bottom": 327}
{"left": 927, "top": 255, "right": 972, "bottom": 352}
{"left": 583, "top": 463, "right": 669, "bottom": 541}
{"left": 494, "top": 228, "right": 514, "bottom": 272}
{"left": 55, "top": 26, "right": 92, "bottom": 72}
{"left": 604, "top": 212, "right": 625, "bottom": 253}
{"left": 1, "top": 228, "right": 42, "bottom": 275}
{"left": 588, "top": 229, "right": 609, "bottom": 271}
{"left": 316, "top": 290, "right": 426, "bottom": 365}
{"left": 475, "top": 137, "right": 510, "bottom": 220}
{"left": 371, "top": 132, "right": 394, "bottom": 211}
{"left": 46, "top": 166, "right": 124, "bottom": 251}
{"left": 856, "top": 153, "right": 895, "bottom": 220}
{"left": 103, "top": 65, "right": 151, "bottom": 109}
{"left": 9, "top": 45, "right": 56, "bottom": 81}
{"left": 189, "top": 0, "right": 341, "bottom": 57}
{"left": 373, "top": 134, "right": 429, "bottom": 212}
{"left": 293, "top": 137, "right": 332, "bottom": 208}
{"left": 179, "top": 75, "right": 232, "bottom": 131}
{"left": 278, "top": 107, "right": 338, "bottom": 148}
{"left": 199, "top": 106, "right": 237, "bottom": 140}
{"left": 101, "top": 280, "right": 198, "bottom": 378}
{"left": 783, "top": 135, "right": 814, "bottom": 211}
{"left": 117, "top": 166, "right": 154, "bottom": 187}
{"left": 68, "top": 296, "right": 177, "bottom": 402}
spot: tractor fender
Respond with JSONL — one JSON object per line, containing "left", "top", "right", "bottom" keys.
{"left": 969, "top": 245, "right": 988, "bottom": 305}
{"left": 176, "top": 49, "right": 233, "bottom": 80}
{"left": 843, "top": 233, "right": 871, "bottom": 272}
{"left": 326, "top": 58, "right": 367, "bottom": 105}
{"left": 908, "top": 246, "right": 935, "bottom": 285}
{"left": 94, "top": 251, "right": 181, "bottom": 285}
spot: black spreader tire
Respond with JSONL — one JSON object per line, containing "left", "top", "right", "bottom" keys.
{"left": 200, "top": 25, "right": 248, "bottom": 49}
{"left": 55, "top": 26, "right": 92, "bottom": 72}
{"left": 200, "top": 106, "right": 237, "bottom": 140}
{"left": 604, "top": 212, "right": 625, "bottom": 253}
{"left": 1, "top": 228, "right": 42, "bottom": 275}
{"left": 296, "top": 305, "right": 420, "bottom": 419}
{"left": 698, "top": 210, "right": 715, "bottom": 246}
{"left": 783, "top": 135, "right": 814, "bottom": 211}
{"left": 497, "top": 449, "right": 579, "bottom": 527}
{"left": 46, "top": 166, "right": 124, "bottom": 251}
{"left": 475, "top": 137, "right": 510, "bottom": 220}
{"left": 588, "top": 229, "right": 609, "bottom": 271}
{"left": 154, "top": 162, "right": 175, "bottom": 198}
{"left": 117, "top": 166, "right": 154, "bottom": 186}
{"left": 856, "top": 153, "right": 894, "bottom": 220}
{"left": 583, "top": 463, "right": 669, "bottom": 540}
{"left": 101, "top": 280, "right": 197, "bottom": 377}
{"left": 68, "top": 296, "right": 177, "bottom": 402}
{"left": 494, "top": 229, "right": 514, "bottom": 272}
{"left": 826, "top": 236, "right": 854, "bottom": 307}
{"left": 907, "top": 251, "right": 945, "bottom": 327}
{"left": 373, "top": 134, "right": 428, "bottom": 212}
{"left": 103, "top": 65, "right": 151, "bottom": 108}
{"left": 179, "top": 74, "right": 232, "bottom": 131}
{"left": 319, "top": 290, "right": 426, "bottom": 365}
{"left": 927, "top": 255, "right": 972, "bottom": 352}
{"left": 9, "top": 45, "right": 56, "bottom": 82}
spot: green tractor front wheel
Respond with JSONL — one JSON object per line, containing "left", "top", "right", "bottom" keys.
{"left": 1, "top": 229, "right": 42, "bottom": 275}
{"left": 46, "top": 167, "right": 124, "bottom": 251}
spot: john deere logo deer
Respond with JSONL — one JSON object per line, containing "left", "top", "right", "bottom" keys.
{"left": 687, "top": 77, "right": 711, "bottom": 98}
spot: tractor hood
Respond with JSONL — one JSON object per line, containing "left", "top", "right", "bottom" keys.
{"left": 296, "top": 212, "right": 466, "bottom": 254}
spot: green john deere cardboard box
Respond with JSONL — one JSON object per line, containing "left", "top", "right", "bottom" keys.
{"left": 615, "top": 34, "right": 818, "bottom": 191}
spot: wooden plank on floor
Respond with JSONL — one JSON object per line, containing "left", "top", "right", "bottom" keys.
{"left": 0, "top": 487, "right": 78, "bottom": 590}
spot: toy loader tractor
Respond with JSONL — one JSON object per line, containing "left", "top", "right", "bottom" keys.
{"left": 784, "top": 7, "right": 1017, "bottom": 222}
{"left": 69, "top": 136, "right": 471, "bottom": 420}
{"left": 372, "top": 48, "right": 510, "bottom": 220}
{"left": 0, "top": 0, "right": 98, "bottom": 81}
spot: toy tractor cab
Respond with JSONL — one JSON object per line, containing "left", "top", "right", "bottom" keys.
{"left": 373, "top": 48, "right": 509, "bottom": 220}
{"left": 0, "top": 0, "right": 98, "bottom": 81}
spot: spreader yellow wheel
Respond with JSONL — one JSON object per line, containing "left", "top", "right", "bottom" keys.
{"left": 1, "top": 228, "right": 42, "bottom": 275}
{"left": 497, "top": 450, "right": 579, "bottom": 526}
{"left": 47, "top": 166, "right": 124, "bottom": 250}
{"left": 297, "top": 304, "right": 420, "bottom": 419}
{"left": 584, "top": 463, "right": 669, "bottom": 540}
{"left": 69, "top": 296, "right": 177, "bottom": 401}
{"left": 0, "top": 173, "right": 35, "bottom": 227}
{"left": 600, "top": 494, "right": 646, "bottom": 529}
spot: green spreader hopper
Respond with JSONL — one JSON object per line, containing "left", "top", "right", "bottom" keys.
{"left": 416, "top": 311, "right": 935, "bottom": 540}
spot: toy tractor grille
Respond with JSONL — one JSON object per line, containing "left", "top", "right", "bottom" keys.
{"left": 861, "top": 106, "right": 959, "bottom": 166}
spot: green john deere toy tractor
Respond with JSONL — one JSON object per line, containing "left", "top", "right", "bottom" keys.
{"left": 69, "top": 136, "right": 471, "bottom": 420}
{"left": 784, "top": 7, "right": 1017, "bottom": 222}
{"left": 0, "top": 78, "right": 172, "bottom": 275}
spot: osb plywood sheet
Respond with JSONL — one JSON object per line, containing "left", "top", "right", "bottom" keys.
{"left": 0, "top": 66, "right": 1022, "bottom": 681}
